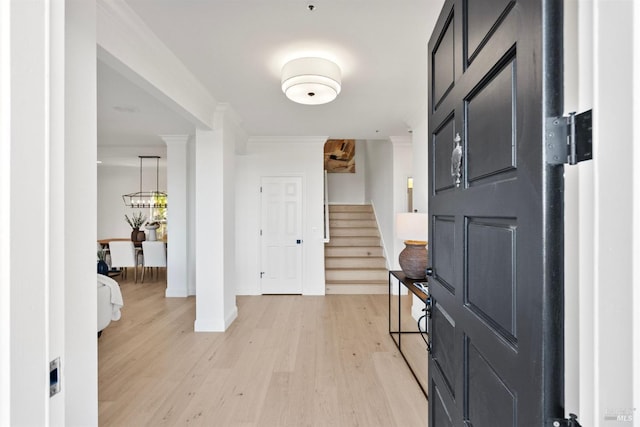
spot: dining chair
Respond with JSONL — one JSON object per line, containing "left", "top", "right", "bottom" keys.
{"left": 108, "top": 241, "right": 140, "bottom": 283}
{"left": 141, "top": 241, "right": 167, "bottom": 283}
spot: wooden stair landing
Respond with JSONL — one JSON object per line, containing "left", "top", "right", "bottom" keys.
{"left": 324, "top": 204, "right": 388, "bottom": 294}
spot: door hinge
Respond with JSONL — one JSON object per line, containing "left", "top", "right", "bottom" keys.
{"left": 545, "top": 110, "right": 592, "bottom": 165}
{"left": 260, "top": 271, "right": 265, "bottom": 278}
{"left": 550, "top": 414, "right": 582, "bottom": 427}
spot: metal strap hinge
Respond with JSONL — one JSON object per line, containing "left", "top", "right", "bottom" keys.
{"left": 550, "top": 413, "right": 582, "bottom": 427}
{"left": 545, "top": 110, "right": 593, "bottom": 165}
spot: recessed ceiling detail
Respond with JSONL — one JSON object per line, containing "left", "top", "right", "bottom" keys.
{"left": 281, "top": 57, "right": 341, "bottom": 105}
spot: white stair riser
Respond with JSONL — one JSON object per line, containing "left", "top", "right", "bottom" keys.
{"left": 326, "top": 269, "right": 388, "bottom": 281}
{"left": 329, "top": 212, "right": 375, "bottom": 220}
{"left": 327, "top": 237, "right": 380, "bottom": 247}
{"left": 325, "top": 246, "right": 383, "bottom": 257}
{"left": 329, "top": 219, "right": 378, "bottom": 228}
{"left": 328, "top": 205, "right": 374, "bottom": 213}
{"left": 330, "top": 228, "right": 379, "bottom": 237}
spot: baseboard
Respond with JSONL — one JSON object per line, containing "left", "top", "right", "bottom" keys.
{"left": 165, "top": 288, "right": 188, "bottom": 298}
{"left": 193, "top": 306, "right": 238, "bottom": 332}
{"left": 225, "top": 306, "right": 238, "bottom": 329}
{"left": 325, "top": 284, "right": 387, "bottom": 294}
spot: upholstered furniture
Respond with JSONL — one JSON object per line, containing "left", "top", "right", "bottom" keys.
{"left": 141, "top": 241, "right": 167, "bottom": 282}
{"left": 108, "top": 241, "right": 140, "bottom": 282}
{"left": 97, "top": 274, "right": 123, "bottom": 336}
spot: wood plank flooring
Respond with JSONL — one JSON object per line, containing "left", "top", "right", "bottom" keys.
{"left": 98, "top": 275, "right": 427, "bottom": 426}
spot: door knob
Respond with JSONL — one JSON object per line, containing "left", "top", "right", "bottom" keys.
{"left": 425, "top": 267, "right": 434, "bottom": 277}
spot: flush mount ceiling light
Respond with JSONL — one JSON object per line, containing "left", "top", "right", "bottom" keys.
{"left": 281, "top": 57, "right": 341, "bottom": 105}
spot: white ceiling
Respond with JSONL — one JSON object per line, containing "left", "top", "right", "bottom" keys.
{"left": 97, "top": 0, "right": 444, "bottom": 152}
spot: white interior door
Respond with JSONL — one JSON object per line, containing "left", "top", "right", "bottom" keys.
{"left": 260, "top": 176, "right": 303, "bottom": 294}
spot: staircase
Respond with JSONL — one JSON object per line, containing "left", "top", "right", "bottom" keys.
{"left": 324, "top": 204, "right": 388, "bottom": 294}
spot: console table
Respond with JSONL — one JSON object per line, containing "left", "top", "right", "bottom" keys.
{"left": 388, "top": 270, "right": 429, "bottom": 399}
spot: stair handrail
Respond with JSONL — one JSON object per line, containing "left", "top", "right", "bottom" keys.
{"left": 324, "top": 169, "right": 330, "bottom": 243}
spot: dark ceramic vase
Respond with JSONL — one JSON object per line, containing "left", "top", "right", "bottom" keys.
{"left": 97, "top": 260, "right": 109, "bottom": 275}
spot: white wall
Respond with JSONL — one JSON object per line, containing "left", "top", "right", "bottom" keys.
{"left": 633, "top": 0, "right": 640, "bottom": 419}
{"left": 1, "top": 1, "right": 97, "bottom": 424}
{"left": 64, "top": 2, "right": 99, "bottom": 424}
{"left": 410, "top": 120, "right": 429, "bottom": 215}
{"left": 188, "top": 139, "right": 197, "bottom": 295}
{"left": 593, "top": 1, "right": 636, "bottom": 424}
{"left": 97, "top": 158, "right": 167, "bottom": 239}
{"left": 390, "top": 137, "right": 414, "bottom": 271}
{"left": 363, "top": 139, "right": 396, "bottom": 267}
{"left": 326, "top": 139, "right": 366, "bottom": 204}
{"left": 235, "top": 137, "right": 326, "bottom": 296}
{"left": 0, "top": 1, "right": 9, "bottom": 421}
{"left": 565, "top": 1, "right": 638, "bottom": 425}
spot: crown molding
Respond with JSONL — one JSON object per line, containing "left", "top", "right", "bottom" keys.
{"left": 248, "top": 136, "right": 329, "bottom": 145}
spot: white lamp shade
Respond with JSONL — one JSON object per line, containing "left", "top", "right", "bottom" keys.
{"left": 281, "top": 57, "right": 342, "bottom": 105}
{"left": 396, "top": 212, "right": 428, "bottom": 242}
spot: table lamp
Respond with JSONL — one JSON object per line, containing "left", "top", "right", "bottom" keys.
{"left": 396, "top": 212, "right": 428, "bottom": 279}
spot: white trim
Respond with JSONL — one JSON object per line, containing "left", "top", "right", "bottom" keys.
{"left": 632, "top": 0, "right": 640, "bottom": 417}
{"left": 0, "top": 0, "right": 10, "bottom": 422}
{"left": 248, "top": 136, "right": 328, "bottom": 145}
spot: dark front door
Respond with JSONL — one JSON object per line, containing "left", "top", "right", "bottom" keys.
{"left": 427, "top": 0, "right": 564, "bottom": 426}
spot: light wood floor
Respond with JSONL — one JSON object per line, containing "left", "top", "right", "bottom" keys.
{"left": 98, "top": 275, "right": 427, "bottom": 426}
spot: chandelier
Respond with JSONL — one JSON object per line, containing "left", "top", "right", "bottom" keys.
{"left": 122, "top": 156, "right": 168, "bottom": 209}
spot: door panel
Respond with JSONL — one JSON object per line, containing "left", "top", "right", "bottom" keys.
{"left": 466, "top": 0, "right": 516, "bottom": 62}
{"left": 466, "top": 55, "right": 516, "bottom": 184}
{"left": 432, "top": 10, "right": 456, "bottom": 110}
{"left": 466, "top": 218, "right": 517, "bottom": 342}
{"left": 431, "top": 302, "right": 457, "bottom": 398}
{"left": 465, "top": 338, "right": 516, "bottom": 425}
{"left": 433, "top": 117, "right": 457, "bottom": 193}
{"left": 432, "top": 216, "right": 456, "bottom": 294}
{"left": 428, "top": 0, "right": 564, "bottom": 425}
{"left": 432, "top": 384, "right": 454, "bottom": 427}
{"left": 260, "top": 177, "right": 303, "bottom": 294}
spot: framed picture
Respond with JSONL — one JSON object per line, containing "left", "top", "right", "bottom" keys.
{"left": 324, "top": 139, "right": 355, "bottom": 173}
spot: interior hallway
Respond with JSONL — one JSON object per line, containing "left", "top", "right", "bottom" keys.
{"left": 98, "top": 275, "right": 426, "bottom": 426}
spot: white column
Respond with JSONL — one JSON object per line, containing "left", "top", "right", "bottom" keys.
{"left": 194, "top": 106, "right": 239, "bottom": 331}
{"left": 162, "top": 135, "right": 189, "bottom": 297}
{"left": 194, "top": 129, "right": 226, "bottom": 331}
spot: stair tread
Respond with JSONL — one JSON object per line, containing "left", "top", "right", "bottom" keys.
{"left": 325, "top": 205, "right": 387, "bottom": 293}
{"left": 324, "top": 255, "right": 386, "bottom": 258}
